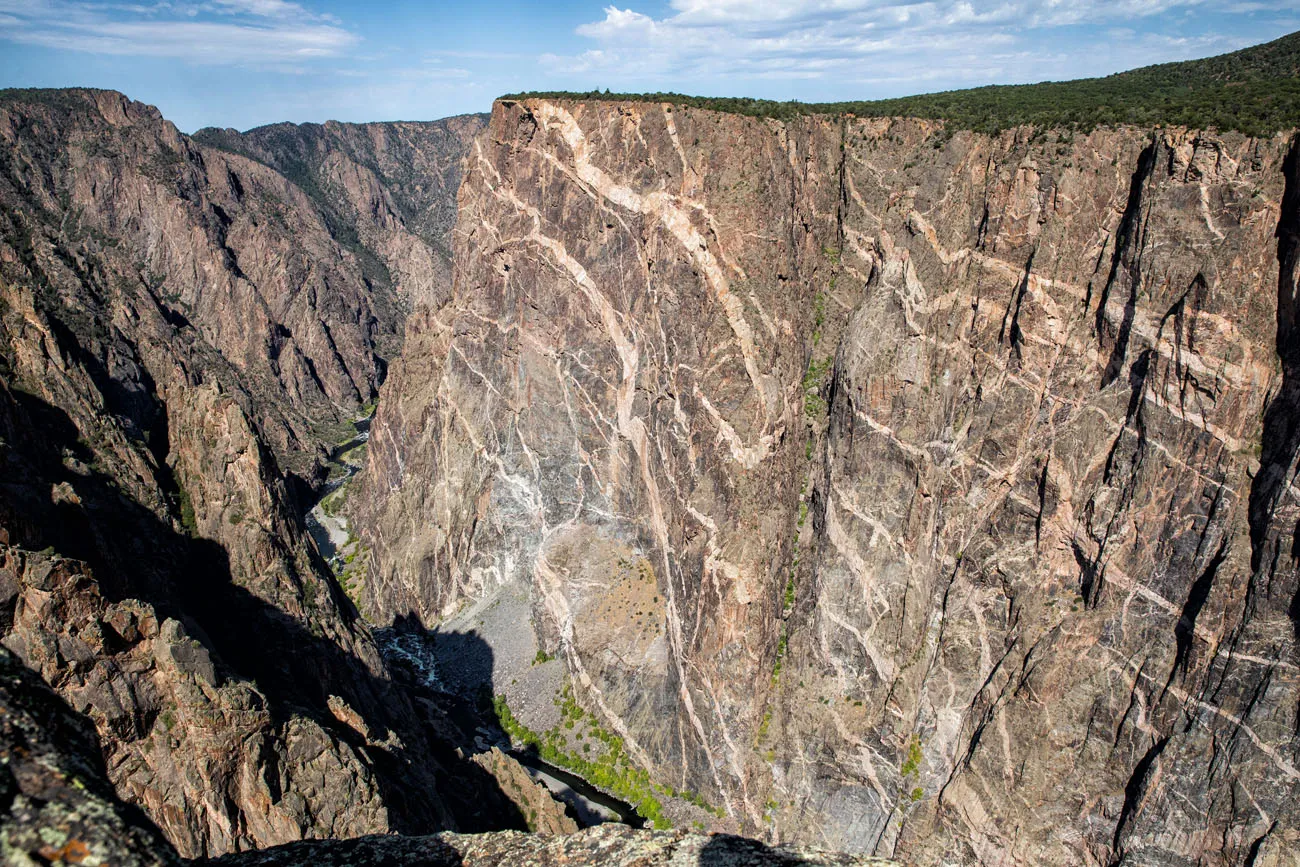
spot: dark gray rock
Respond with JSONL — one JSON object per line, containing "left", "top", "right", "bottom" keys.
{"left": 205, "top": 823, "right": 895, "bottom": 866}
{"left": 0, "top": 646, "right": 178, "bottom": 867}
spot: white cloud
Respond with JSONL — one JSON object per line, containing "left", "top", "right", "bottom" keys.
{"left": 206, "top": 0, "right": 313, "bottom": 18}
{"left": 0, "top": 0, "right": 357, "bottom": 65}
{"left": 552, "top": 0, "right": 1299, "bottom": 94}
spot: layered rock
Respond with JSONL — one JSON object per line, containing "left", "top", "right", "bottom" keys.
{"left": 353, "top": 98, "right": 1300, "bottom": 865}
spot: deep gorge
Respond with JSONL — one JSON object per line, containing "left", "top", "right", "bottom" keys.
{"left": 1, "top": 62, "right": 1298, "bottom": 867}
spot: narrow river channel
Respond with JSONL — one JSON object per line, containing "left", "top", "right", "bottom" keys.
{"left": 302, "top": 442, "right": 646, "bottom": 832}
{"left": 304, "top": 414, "right": 371, "bottom": 565}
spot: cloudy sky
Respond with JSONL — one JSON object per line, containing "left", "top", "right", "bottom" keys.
{"left": 1, "top": 0, "right": 1298, "bottom": 132}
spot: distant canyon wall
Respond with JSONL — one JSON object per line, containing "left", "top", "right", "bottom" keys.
{"left": 0, "top": 89, "right": 494, "bottom": 857}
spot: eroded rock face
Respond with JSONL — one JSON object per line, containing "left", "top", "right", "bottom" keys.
{"left": 0, "top": 546, "right": 406, "bottom": 857}
{"left": 0, "top": 646, "right": 179, "bottom": 867}
{"left": 3, "top": 83, "right": 1297, "bottom": 865}
{"left": 0, "top": 643, "right": 891, "bottom": 867}
{"left": 0, "top": 89, "right": 497, "bottom": 857}
{"left": 354, "top": 99, "right": 1300, "bottom": 865}
{"left": 0, "top": 89, "right": 409, "bottom": 480}
{"left": 207, "top": 822, "right": 894, "bottom": 867}
{"left": 193, "top": 113, "right": 487, "bottom": 312}
{"left": 469, "top": 748, "right": 579, "bottom": 835}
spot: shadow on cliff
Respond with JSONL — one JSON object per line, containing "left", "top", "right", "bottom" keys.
{"left": 375, "top": 618, "right": 501, "bottom": 758}
{"left": 379, "top": 618, "right": 649, "bottom": 830}
{"left": 379, "top": 620, "right": 496, "bottom": 700}
{"left": 698, "top": 834, "right": 822, "bottom": 865}
{"left": 0, "top": 385, "right": 526, "bottom": 837}
{"left": 1251, "top": 133, "right": 1300, "bottom": 643}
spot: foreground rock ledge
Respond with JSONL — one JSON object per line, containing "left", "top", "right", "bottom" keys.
{"left": 0, "top": 644, "right": 889, "bottom": 867}
{"left": 204, "top": 824, "right": 896, "bottom": 866}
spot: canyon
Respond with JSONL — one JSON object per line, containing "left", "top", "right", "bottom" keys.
{"left": 2, "top": 36, "right": 1300, "bottom": 867}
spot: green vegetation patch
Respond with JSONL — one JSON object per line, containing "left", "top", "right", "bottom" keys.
{"left": 901, "top": 733, "right": 923, "bottom": 778}
{"left": 336, "top": 537, "right": 369, "bottom": 607}
{"left": 493, "top": 685, "right": 723, "bottom": 828}
{"left": 319, "top": 484, "right": 349, "bottom": 518}
{"left": 175, "top": 482, "right": 198, "bottom": 536}
{"left": 771, "top": 627, "right": 789, "bottom": 685}
{"left": 803, "top": 356, "right": 833, "bottom": 419}
{"left": 503, "top": 30, "right": 1300, "bottom": 136}
{"left": 532, "top": 648, "right": 556, "bottom": 665}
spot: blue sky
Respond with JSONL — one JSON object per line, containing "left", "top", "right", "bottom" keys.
{"left": 2, "top": 1, "right": 1299, "bottom": 132}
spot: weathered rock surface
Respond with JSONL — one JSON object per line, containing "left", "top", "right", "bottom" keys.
{"left": 0, "top": 643, "right": 891, "bottom": 866}
{"left": 470, "top": 748, "right": 579, "bottom": 835}
{"left": 4, "top": 81, "right": 1298, "bottom": 866}
{"left": 0, "top": 88, "right": 407, "bottom": 480}
{"left": 208, "top": 822, "right": 894, "bottom": 866}
{"left": 0, "top": 646, "right": 178, "bottom": 867}
{"left": 193, "top": 113, "right": 487, "bottom": 313}
{"left": 354, "top": 98, "right": 1300, "bottom": 865}
{"left": 0, "top": 88, "right": 509, "bottom": 858}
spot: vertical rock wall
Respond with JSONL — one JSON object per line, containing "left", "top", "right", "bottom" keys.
{"left": 355, "top": 99, "right": 1300, "bottom": 865}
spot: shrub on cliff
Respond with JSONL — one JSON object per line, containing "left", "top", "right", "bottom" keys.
{"left": 503, "top": 29, "right": 1300, "bottom": 136}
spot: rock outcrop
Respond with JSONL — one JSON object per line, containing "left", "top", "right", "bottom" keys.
{"left": 0, "top": 88, "right": 512, "bottom": 858}
{"left": 353, "top": 98, "right": 1300, "bottom": 864}
{"left": 0, "top": 644, "right": 893, "bottom": 866}
{"left": 470, "top": 748, "right": 579, "bottom": 835}
{"left": 0, "top": 646, "right": 179, "bottom": 867}
{"left": 207, "top": 823, "right": 895, "bottom": 866}
{"left": 193, "top": 113, "right": 487, "bottom": 313}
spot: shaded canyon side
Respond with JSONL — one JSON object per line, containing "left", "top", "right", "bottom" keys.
{"left": 0, "top": 88, "right": 523, "bottom": 858}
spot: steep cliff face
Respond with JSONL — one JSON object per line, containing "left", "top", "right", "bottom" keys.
{"left": 0, "top": 88, "right": 513, "bottom": 858}
{"left": 0, "top": 89, "right": 411, "bottom": 479}
{"left": 193, "top": 114, "right": 486, "bottom": 313}
{"left": 4, "top": 82, "right": 1297, "bottom": 866}
{"left": 354, "top": 98, "right": 1300, "bottom": 864}
{"left": 795, "top": 119, "right": 1298, "bottom": 866}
